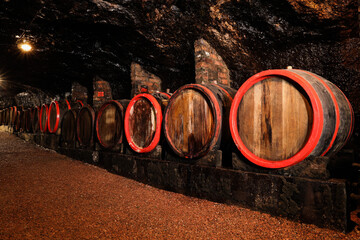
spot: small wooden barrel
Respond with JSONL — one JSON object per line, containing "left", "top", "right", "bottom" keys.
{"left": 230, "top": 69, "right": 354, "bottom": 169}
{"left": 164, "top": 84, "right": 236, "bottom": 158}
{"left": 47, "top": 100, "right": 71, "bottom": 134}
{"left": 25, "top": 108, "right": 33, "bottom": 132}
{"left": 0, "top": 110, "right": 3, "bottom": 125}
{"left": 5, "top": 108, "right": 10, "bottom": 125}
{"left": 20, "top": 108, "right": 27, "bottom": 132}
{"left": 76, "top": 105, "right": 96, "bottom": 147}
{"left": 0, "top": 109, "right": 3, "bottom": 125}
{"left": 61, "top": 109, "right": 78, "bottom": 146}
{"left": 14, "top": 107, "right": 24, "bottom": 132}
{"left": 14, "top": 111, "right": 20, "bottom": 131}
{"left": 32, "top": 106, "right": 41, "bottom": 133}
{"left": 10, "top": 106, "right": 18, "bottom": 126}
{"left": 124, "top": 92, "right": 170, "bottom": 153}
{"left": 96, "top": 100, "right": 129, "bottom": 149}
{"left": 39, "top": 104, "right": 49, "bottom": 133}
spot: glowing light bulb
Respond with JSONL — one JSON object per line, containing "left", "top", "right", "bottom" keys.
{"left": 18, "top": 42, "right": 33, "bottom": 52}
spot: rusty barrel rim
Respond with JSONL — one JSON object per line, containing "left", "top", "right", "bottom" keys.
{"left": 124, "top": 93, "right": 167, "bottom": 153}
{"left": 163, "top": 84, "right": 222, "bottom": 158}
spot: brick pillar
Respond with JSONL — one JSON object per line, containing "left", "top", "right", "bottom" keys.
{"left": 93, "top": 76, "right": 112, "bottom": 111}
{"left": 131, "top": 62, "right": 162, "bottom": 97}
{"left": 194, "top": 38, "right": 231, "bottom": 86}
{"left": 71, "top": 82, "right": 88, "bottom": 103}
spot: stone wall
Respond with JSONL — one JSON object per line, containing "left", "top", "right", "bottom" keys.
{"left": 71, "top": 82, "right": 88, "bottom": 104}
{"left": 131, "top": 62, "right": 162, "bottom": 97}
{"left": 194, "top": 38, "right": 231, "bottom": 86}
{"left": 92, "top": 76, "right": 112, "bottom": 111}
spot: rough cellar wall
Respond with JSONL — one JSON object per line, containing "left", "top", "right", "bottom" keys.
{"left": 0, "top": 0, "right": 358, "bottom": 135}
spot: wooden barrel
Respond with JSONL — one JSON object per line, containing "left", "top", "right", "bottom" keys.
{"left": 32, "top": 106, "right": 41, "bottom": 133}
{"left": 61, "top": 109, "right": 78, "bottom": 146}
{"left": 8, "top": 107, "right": 13, "bottom": 126}
{"left": 39, "top": 104, "right": 49, "bottom": 133}
{"left": 4, "top": 108, "right": 8, "bottom": 125}
{"left": 20, "top": 108, "right": 27, "bottom": 132}
{"left": 14, "top": 110, "right": 20, "bottom": 131}
{"left": 96, "top": 100, "right": 129, "bottom": 149}
{"left": 14, "top": 107, "right": 24, "bottom": 132}
{"left": 5, "top": 108, "right": 10, "bottom": 125}
{"left": 0, "top": 109, "right": 3, "bottom": 125}
{"left": 124, "top": 92, "right": 170, "bottom": 153}
{"left": 229, "top": 69, "right": 354, "bottom": 169}
{"left": 10, "top": 106, "right": 18, "bottom": 126}
{"left": 25, "top": 108, "right": 33, "bottom": 132}
{"left": 76, "top": 105, "right": 96, "bottom": 147}
{"left": 163, "top": 84, "right": 236, "bottom": 158}
{"left": 47, "top": 100, "right": 71, "bottom": 134}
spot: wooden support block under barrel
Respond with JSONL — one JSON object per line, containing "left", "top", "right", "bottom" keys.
{"left": 164, "top": 148, "right": 223, "bottom": 167}
{"left": 39, "top": 133, "right": 60, "bottom": 150}
{"left": 124, "top": 144, "right": 162, "bottom": 160}
{"left": 232, "top": 151, "right": 330, "bottom": 180}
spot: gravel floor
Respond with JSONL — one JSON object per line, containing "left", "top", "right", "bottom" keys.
{"left": 0, "top": 132, "right": 359, "bottom": 239}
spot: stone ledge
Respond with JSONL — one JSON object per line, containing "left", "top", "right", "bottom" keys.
{"left": 58, "top": 147, "right": 350, "bottom": 232}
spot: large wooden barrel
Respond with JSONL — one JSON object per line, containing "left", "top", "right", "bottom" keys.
{"left": 39, "top": 104, "right": 49, "bottom": 133}
{"left": 164, "top": 84, "right": 236, "bottom": 158}
{"left": 61, "top": 109, "right": 78, "bottom": 146}
{"left": 32, "top": 106, "right": 41, "bottom": 133}
{"left": 229, "top": 69, "right": 354, "bottom": 169}
{"left": 76, "top": 105, "right": 96, "bottom": 147}
{"left": 96, "top": 100, "right": 129, "bottom": 149}
{"left": 47, "top": 100, "right": 71, "bottom": 134}
{"left": 124, "top": 92, "right": 170, "bottom": 153}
